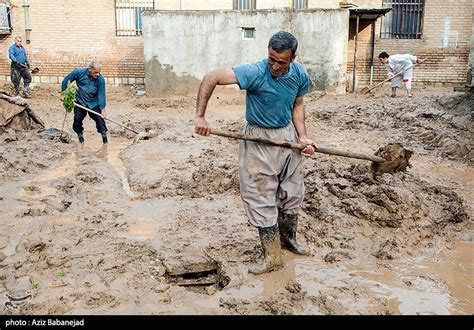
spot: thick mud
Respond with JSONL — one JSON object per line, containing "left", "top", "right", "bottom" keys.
{"left": 0, "top": 85, "right": 472, "bottom": 315}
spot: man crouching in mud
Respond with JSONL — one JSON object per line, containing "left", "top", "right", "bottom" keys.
{"left": 194, "top": 31, "right": 316, "bottom": 274}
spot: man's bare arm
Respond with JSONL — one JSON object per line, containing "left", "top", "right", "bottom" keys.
{"left": 195, "top": 68, "right": 238, "bottom": 136}
{"left": 292, "top": 96, "right": 316, "bottom": 155}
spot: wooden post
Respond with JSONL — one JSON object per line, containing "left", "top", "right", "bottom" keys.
{"left": 352, "top": 14, "right": 360, "bottom": 93}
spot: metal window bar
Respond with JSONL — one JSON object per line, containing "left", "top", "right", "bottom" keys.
{"left": 293, "top": 0, "right": 307, "bottom": 9}
{"left": 237, "top": 0, "right": 253, "bottom": 10}
{"left": 381, "top": 0, "right": 423, "bottom": 39}
{"left": 115, "top": 0, "right": 154, "bottom": 36}
{"left": 0, "top": 3, "right": 12, "bottom": 32}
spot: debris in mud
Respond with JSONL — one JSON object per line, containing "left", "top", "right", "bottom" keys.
{"left": 371, "top": 143, "right": 413, "bottom": 176}
{"left": 3, "top": 289, "right": 33, "bottom": 313}
{"left": 0, "top": 92, "right": 45, "bottom": 133}
{"left": 163, "top": 250, "right": 230, "bottom": 292}
{"left": 323, "top": 251, "right": 353, "bottom": 263}
{"left": 37, "top": 128, "right": 72, "bottom": 143}
{"left": 371, "top": 238, "right": 401, "bottom": 260}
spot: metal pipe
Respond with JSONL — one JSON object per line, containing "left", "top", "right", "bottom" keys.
{"left": 23, "top": 0, "right": 31, "bottom": 43}
{"left": 369, "top": 20, "right": 376, "bottom": 86}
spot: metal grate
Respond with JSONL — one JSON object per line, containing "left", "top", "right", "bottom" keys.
{"left": 115, "top": 0, "right": 154, "bottom": 36}
{"left": 293, "top": 0, "right": 307, "bottom": 9}
{"left": 381, "top": 0, "right": 424, "bottom": 39}
{"left": 235, "top": 0, "right": 255, "bottom": 10}
{"left": 0, "top": 3, "right": 12, "bottom": 34}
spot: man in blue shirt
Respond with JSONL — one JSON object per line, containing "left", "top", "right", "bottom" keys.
{"left": 8, "top": 36, "right": 32, "bottom": 97}
{"left": 61, "top": 60, "right": 108, "bottom": 144}
{"left": 195, "top": 31, "right": 316, "bottom": 275}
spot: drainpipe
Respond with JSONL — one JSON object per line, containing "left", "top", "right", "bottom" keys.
{"left": 351, "top": 14, "right": 359, "bottom": 93}
{"left": 369, "top": 20, "right": 376, "bottom": 86}
{"left": 23, "top": 0, "right": 31, "bottom": 43}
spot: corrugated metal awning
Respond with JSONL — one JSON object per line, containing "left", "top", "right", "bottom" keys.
{"left": 349, "top": 8, "right": 392, "bottom": 20}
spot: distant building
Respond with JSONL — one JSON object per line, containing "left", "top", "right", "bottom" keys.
{"left": 0, "top": 0, "right": 471, "bottom": 92}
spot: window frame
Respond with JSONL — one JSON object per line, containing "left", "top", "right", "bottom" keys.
{"left": 233, "top": 0, "right": 256, "bottom": 10}
{"left": 381, "top": 0, "right": 424, "bottom": 39}
{"left": 292, "top": 0, "right": 308, "bottom": 10}
{"left": 114, "top": 0, "right": 155, "bottom": 37}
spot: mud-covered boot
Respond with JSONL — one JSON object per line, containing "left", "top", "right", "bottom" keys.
{"left": 22, "top": 85, "right": 30, "bottom": 98}
{"left": 101, "top": 133, "right": 108, "bottom": 144}
{"left": 77, "top": 133, "right": 84, "bottom": 143}
{"left": 248, "top": 225, "right": 283, "bottom": 275}
{"left": 278, "top": 213, "right": 310, "bottom": 256}
{"left": 13, "top": 86, "right": 20, "bottom": 96}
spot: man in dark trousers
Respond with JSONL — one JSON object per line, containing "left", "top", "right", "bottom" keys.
{"left": 8, "top": 36, "right": 32, "bottom": 98}
{"left": 195, "top": 31, "right": 316, "bottom": 274}
{"left": 61, "top": 60, "right": 108, "bottom": 144}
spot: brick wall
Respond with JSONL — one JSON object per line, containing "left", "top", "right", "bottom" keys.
{"left": 0, "top": 0, "right": 145, "bottom": 86}
{"left": 0, "top": 0, "right": 471, "bottom": 88}
{"left": 347, "top": 0, "right": 473, "bottom": 89}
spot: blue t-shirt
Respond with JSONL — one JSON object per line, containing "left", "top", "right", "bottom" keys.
{"left": 61, "top": 68, "right": 106, "bottom": 111}
{"left": 233, "top": 59, "right": 309, "bottom": 128}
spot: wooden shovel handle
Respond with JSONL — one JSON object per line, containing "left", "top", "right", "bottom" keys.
{"left": 210, "top": 129, "right": 385, "bottom": 163}
{"left": 74, "top": 102, "right": 139, "bottom": 135}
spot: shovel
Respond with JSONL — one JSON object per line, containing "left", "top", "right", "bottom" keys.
{"left": 361, "top": 58, "right": 427, "bottom": 94}
{"left": 17, "top": 62, "right": 40, "bottom": 74}
{"left": 210, "top": 129, "right": 412, "bottom": 176}
{"left": 74, "top": 103, "right": 151, "bottom": 141}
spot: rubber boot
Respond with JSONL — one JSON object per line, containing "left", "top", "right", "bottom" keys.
{"left": 278, "top": 212, "right": 310, "bottom": 256}
{"left": 248, "top": 225, "right": 282, "bottom": 275}
{"left": 22, "top": 85, "right": 30, "bottom": 98}
{"left": 77, "top": 133, "right": 84, "bottom": 143}
{"left": 101, "top": 132, "right": 108, "bottom": 144}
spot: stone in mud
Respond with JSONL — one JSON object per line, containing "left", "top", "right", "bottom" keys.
{"left": 371, "top": 238, "right": 401, "bottom": 260}
{"left": 37, "top": 127, "right": 71, "bottom": 143}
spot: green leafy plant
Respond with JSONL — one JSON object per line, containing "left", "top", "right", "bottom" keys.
{"left": 62, "top": 81, "right": 77, "bottom": 113}
{"left": 57, "top": 271, "right": 66, "bottom": 277}
{"left": 30, "top": 281, "right": 39, "bottom": 289}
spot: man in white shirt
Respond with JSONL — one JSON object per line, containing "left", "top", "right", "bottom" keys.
{"left": 378, "top": 52, "right": 420, "bottom": 97}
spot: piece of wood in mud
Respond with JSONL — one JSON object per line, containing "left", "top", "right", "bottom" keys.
{"left": 162, "top": 251, "right": 219, "bottom": 276}
{"left": 174, "top": 274, "right": 219, "bottom": 286}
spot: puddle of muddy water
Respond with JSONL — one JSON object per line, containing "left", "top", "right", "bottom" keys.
{"left": 410, "top": 157, "right": 474, "bottom": 205}
{"left": 292, "top": 241, "right": 473, "bottom": 315}
{"left": 85, "top": 138, "right": 136, "bottom": 198}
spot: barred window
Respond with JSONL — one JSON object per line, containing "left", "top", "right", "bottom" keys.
{"left": 381, "top": 0, "right": 424, "bottom": 39}
{"left": 293, "top": 0, "right": 308, "bottom": 9}
{"left": 115, "top": 0, "right": 154, "bottom": 36}
{"left": 234, "top": 0, "right": 256, "bottom": 10}
{"left": 0, "top": 2, "right": 12, "bottom": 34}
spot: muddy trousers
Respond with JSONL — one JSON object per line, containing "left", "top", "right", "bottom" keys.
{"left": 391, "top": 68, "right": 413, "bottom": 90}
{"left": 73, "top": 104, "right": 108, "bottom": 135}
{"left": 11, "top": 63, "right": 32, "bottom": 93}
{"left": 238, "top": 122, "right": 304, "bottom": 228}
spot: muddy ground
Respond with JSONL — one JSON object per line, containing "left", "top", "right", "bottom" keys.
{"left": 0, "top": 84, "right": 472, "bottom": 315}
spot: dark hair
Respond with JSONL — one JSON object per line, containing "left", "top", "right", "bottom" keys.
{"left": 378, "top": 51, "right": 390, "bottom": 59}
{"left": 268, "top": 31, "right": 298, "bottom": 55}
